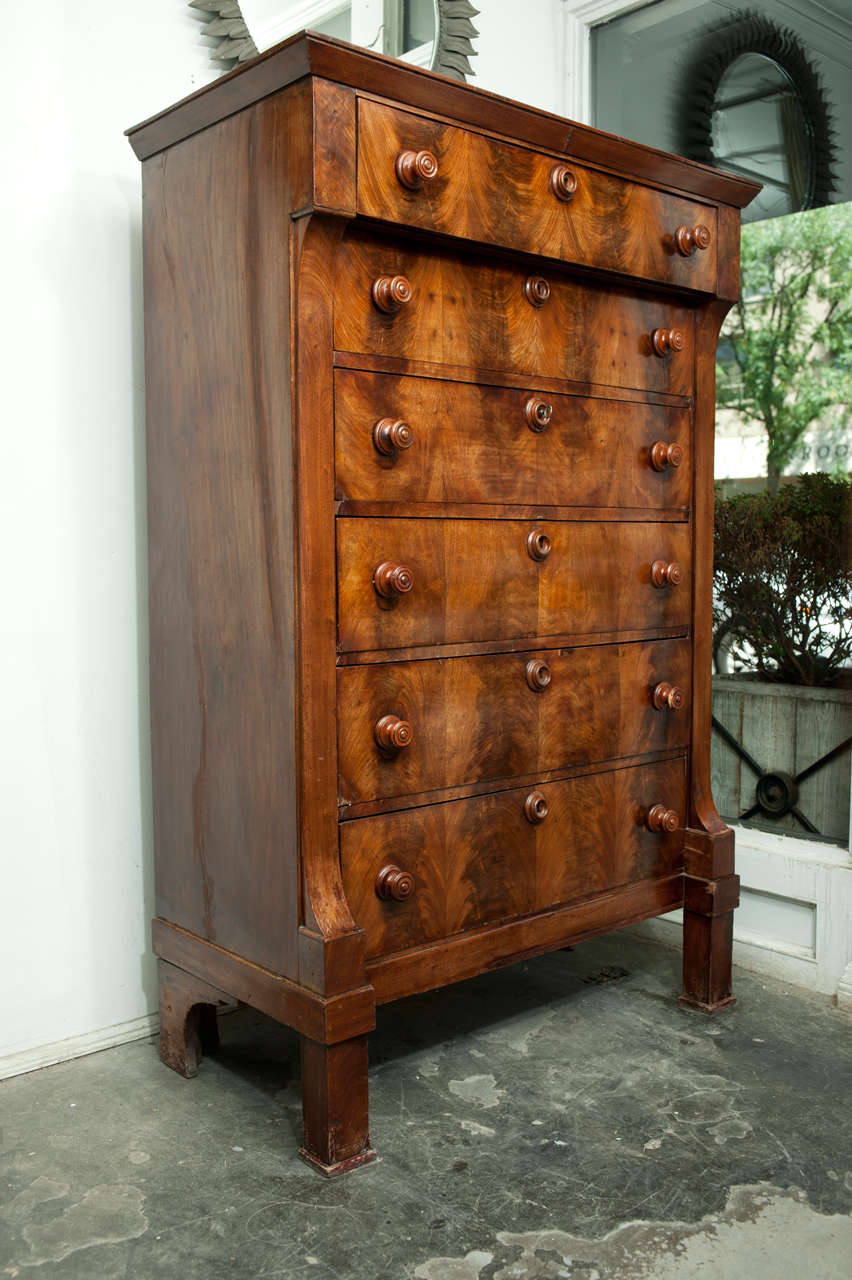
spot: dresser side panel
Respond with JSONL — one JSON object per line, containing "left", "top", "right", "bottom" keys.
{"left": 143, "top": 83, "right": 312, "bottom": 980}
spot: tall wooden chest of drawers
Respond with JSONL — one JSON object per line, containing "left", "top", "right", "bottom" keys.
{"left": 128, "top": 32, "right": 759, "bottom": 1175}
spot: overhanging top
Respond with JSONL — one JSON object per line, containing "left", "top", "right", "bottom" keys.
{"left": 126, "top": 30, "right": 760, "bottom": 209}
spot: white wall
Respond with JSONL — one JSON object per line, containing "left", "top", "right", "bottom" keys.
{"left": 0, "top": 2, "right": 567, "bottom": 1076}
{"left": 454, "top": 0, "right": 564, "bottom": 114}
{"left": 0, "top": 2, "right": 217, "bottom": 1075}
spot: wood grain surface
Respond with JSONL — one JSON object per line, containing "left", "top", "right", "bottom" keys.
{"left": 334, "top": 232, "right": 696, "bottom": 395}
{"left": 143, "top": 92, "right": 307, "bottom": 979}
{"left": 357, "top": 99, "right": 718, "bottom": 292}
{"left": 334, "top": 369, "right": 691, "bottom": 510}
{"left": 337, "top": 638, "right": 691, "bottom": 803}
{"left": 337, "top": 517, "right": 691, "bottom": 652}
{"left": 340, "top": 756, "right": 686, "bottom": 958}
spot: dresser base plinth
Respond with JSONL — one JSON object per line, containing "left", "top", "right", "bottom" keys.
{"left": 297, "top": 1146, "right": 378, "bottom": 1178}
{"left": 679, "top": 992, "right": 737, "bottom": 1014}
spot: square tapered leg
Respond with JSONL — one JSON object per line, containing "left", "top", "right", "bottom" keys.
{"left": 298, "top": 1034, "right": 376, "bottom": 1176}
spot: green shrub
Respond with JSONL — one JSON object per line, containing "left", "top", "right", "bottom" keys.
{"left": 713, "top": 473, "right": 852, "bottom": 686}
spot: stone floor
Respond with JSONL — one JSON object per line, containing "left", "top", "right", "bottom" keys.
{"left": 1, "top": 931, "right": 850, "bottom": 1279}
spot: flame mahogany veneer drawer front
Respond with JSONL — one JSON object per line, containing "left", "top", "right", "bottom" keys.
{"left": 337, "top": 637, "right": 691, "bottom": 805}
{"left": 334, "top": 232, "right": 695, "bottom": 397}
{"left": 357, "top": 100, "right": 718, "bottom": 293}
{"left": 335, "top": 369, "right": 691, "bottom": 510}
{"left": 340, "top": 756, "right": 687, "bottom": 959}
{"left": 337, "top": 517, "right": 691, "bottom": 654}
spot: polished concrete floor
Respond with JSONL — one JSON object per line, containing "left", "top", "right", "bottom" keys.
{"left": 1, "top": 931, "right": 850, "bottom": 1279}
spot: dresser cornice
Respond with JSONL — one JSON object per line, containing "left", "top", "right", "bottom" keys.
{"left": 127, "top": 31, "right": 759, "bottom": 210}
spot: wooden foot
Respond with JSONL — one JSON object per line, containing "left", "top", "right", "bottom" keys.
{"left": 157, "top": 958, "right": 231, "bottom": 1078}
{"left": 298, "top": 1034, "right": 376, "bottom": 1176}
{"left": 680, "top": 874, "right": 739, "bottom": 1012}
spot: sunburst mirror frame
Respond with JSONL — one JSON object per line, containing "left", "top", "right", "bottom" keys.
{"left": 189, "top": 1, "right": 479, "bottom": 81}
{"left": 679, "top": 10, "right": 838, "bottom": 214}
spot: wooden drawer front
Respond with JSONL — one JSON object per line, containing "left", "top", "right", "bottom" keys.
{"left": 334, "top": 233, "right": 695, "bottom": 397}
{"left": 337, "top": 518, "right": 691, "bottom": 653}
{"left": 338, "top": 638, "right": 691, "bottom": 805}
{"left": 357, "top": 99, "right": 718, "bottom": 293}
{"left": 340, "top": 757, "right": 686, "bottom": 958}
{"left": 335, "top": 370, "right": 691, "bottom": 511}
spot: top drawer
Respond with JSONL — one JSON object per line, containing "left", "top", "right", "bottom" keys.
{"left": 357, "top": 99, "right": 718, "bottom": 293}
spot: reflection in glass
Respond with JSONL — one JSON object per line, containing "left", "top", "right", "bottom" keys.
{"left": 711, "top": 53, "right": 810, "bottom": 220}
{"left": 402, "top": 0, "right": 436, "bottom": 54}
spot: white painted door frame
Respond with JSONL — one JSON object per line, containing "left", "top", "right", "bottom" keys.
{"left": 557, "top": 0, "right": 651, "bottom": 121}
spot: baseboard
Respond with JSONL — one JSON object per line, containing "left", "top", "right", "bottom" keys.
{"left": 0, "top": 1011, "right": 159, "bottom": 1081}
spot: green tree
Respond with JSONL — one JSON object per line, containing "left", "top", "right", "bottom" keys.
{"left": 717, "top": 202, "right": 852, "bottom": 495}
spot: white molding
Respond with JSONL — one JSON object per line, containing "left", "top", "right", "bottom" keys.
{"left": 837, "top": 961, "right": 852, "bottom": 1012}
{"left": 728, "top": 823, "right": 852, "bottom": 870}
{"left": 0, "top": 1012, "right": 159, "bottom": 1082}
{"left": 558, "top": 0, "right": 651, "bottom": 122}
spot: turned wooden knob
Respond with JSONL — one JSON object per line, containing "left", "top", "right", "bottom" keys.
{"left": 525, "top": 658, "right": 552, "bottom": 691}
{"left": 650, "top": 559, "right": 683, "bottom": 588}
{"left": 526, "top": 529, "right": 552, "bottom": 561}
{"left": 373, "top": 418, "right": 414, "bottom": 455}
{"left": 395, "top": 148, "right": 439, "bottom": 190}
{"left": 524, "top": 396, "right": 553, "bottom": 432}
{"left": 652, "top": 327, "right": 685, "bottom": 358}
{"left": 524, "top": 790, "right": 549, "bottom": 824}
{"left": 372, "top": 274, "right": 413, "bottom": 315}
{"left": 675, "top": 224, "right": 711, "bottom": 257}
{"left": 524, "top": 276, "right": 551, "bottom": 308}
{"left": 650, "top": 441, "right": 683, "bottom": 472}
{"left": 376, "top": 864, "right": 415, "bottom": 901}
{"left": 647, "top": 803, "right": 680, "bottom": 833}
{"left": 653, "top": 681, "right": 685, "bottom": 711}
{"left": 373, "top": 561, "right": 414, "bottom": 597}
{"left": 549, "top": 163, "right": 578, "bottom": 202}
{"left": 374, "top": 714, "right": 413, "bottom": 751}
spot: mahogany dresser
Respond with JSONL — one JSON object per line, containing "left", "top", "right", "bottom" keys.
{"left": 128, "top": 32, "right": 759, "bottom": 1175}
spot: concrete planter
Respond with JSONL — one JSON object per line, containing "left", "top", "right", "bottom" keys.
{"left": 711, "top": 675, "right": 852, "bottom": 844}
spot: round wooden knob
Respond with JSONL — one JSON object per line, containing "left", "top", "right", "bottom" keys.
{"left": 653, "top": 681, "right": 685, "bottom": 711}
{"left": 376, "top": 864, "right": 415, "bottom": 901}
{"left": 646, "top": 803, "right": 680, "bottom": 833}
{"left": 526, "top": 529, "right": 552, "bottom": 562}
{"left": 524, "top": 791, "right": 549, "bottom": 824}
{"left": 373, "top": 418, "right": 414, "bottom": 456}
{"left": 524, "top": 396, "right": 553, "bottom": 432}
{"left": 524, "top": 276, "right": 551, "bottom": 308}
{"left": 373, "top": 561, "right": 414, "bottom": 597}
{"left": 675, "top": 224, "right": 711, "bottom": 257}
{"left": 372, "top": 274, "right": 413, "bottom": 315}
{"left": 395, "top": 148, "right": 439, "bottom": 190}
{"left": 374, "top": 714, "right": 413, "bottom": 751}
{"left": 549, "top": 164, "right": 578, "bottom": 203}
{"left": 651, "top": 327, "right": 685, "bottom": 358}
{"left": 525, "top": 658, "right": 552, "bottom": 692}
{"left": 650, "top": 559, "right": 683, "bottom": 588}
{"left": 650, "top": 441, "right": 683, "bottom": 472}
